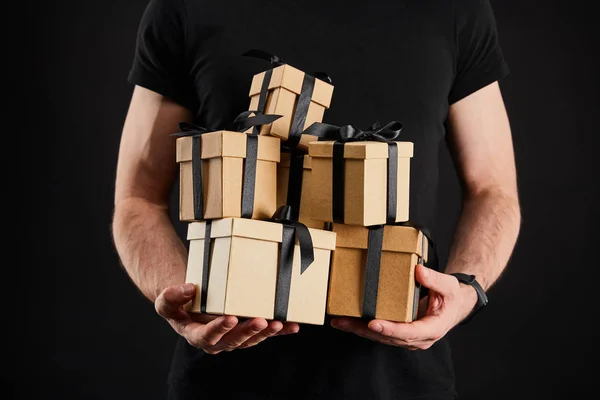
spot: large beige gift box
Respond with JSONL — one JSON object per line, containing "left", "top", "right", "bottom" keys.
{"left": 185, "top": 217, "right": 336, "bottom": 325}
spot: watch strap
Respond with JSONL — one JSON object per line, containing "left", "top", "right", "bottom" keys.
{"left": 450, "top": 273, "right": 488, "bottom": 325}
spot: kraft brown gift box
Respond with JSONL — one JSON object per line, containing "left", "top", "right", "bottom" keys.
{"left": 308, "top": 141, "right": 414, "bottom": 226}
{"left": 327, "top": 224, "right": 428, "bottom": 323}
{"left": 176, "top": 131, "right": 280, "bottom": 222}
{"left": 184, "top": 218, "right": 337, "bottom": 325}
{"left": 248, "top": 64, "right": 334, "bottom": 151}
{"left": 277, "top": 153, "right": 325, "bottom": 230}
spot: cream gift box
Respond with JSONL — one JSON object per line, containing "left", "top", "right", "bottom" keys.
{"left": 184, "top": 216, "right": 336, "bottom": 325}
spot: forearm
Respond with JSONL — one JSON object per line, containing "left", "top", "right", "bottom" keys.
{"left": 112, "top": 197, "right": 187, "bottom": 302}
{"left": 444, "top": 187, "right": 521, "bottom": 291}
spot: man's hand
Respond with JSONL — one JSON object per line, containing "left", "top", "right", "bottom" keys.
{"left": 331, "top": 265, "right": 478, "bottom": 350}
{"left": 155, "top": 283, "right": 300, "bottom": 354}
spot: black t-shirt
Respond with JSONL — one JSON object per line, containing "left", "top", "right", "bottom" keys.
{"left": 128, "top": 1, "right": 508, "bottom": 399}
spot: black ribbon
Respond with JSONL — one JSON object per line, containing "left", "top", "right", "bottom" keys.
{"left": 270, "top": 205, "right": 315, "bottom": 321}
{"left": 173, "top": 111, "right": 281, "bottom": 220}
{"left": 303, "top": 121, "right": 403, "bottom": 224}
{"left": 286, "top": 151, "right": 305, "bottom": 221}
{"left": 361, "top": 223, "right": 435, "bottom": 320}
{"left": 243, "top": 49, "right": 332, "bottom": 151}
{"left": 200, "top": 220, "right": 212, "bottom": 313}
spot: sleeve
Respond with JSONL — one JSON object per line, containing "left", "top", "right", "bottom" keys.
{"left": 448, "top": 0, "right": 510, "bottom": 105}
{"left": 128, "top": 0, "right": 198, "bottom": 111}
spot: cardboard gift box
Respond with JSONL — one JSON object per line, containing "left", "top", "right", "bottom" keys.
{"left": 176, "top": 131, "right": 280, "bottom": 222}
{"left": 308, "top": 140, "right": 414, "bottom": 226}
{"left": 277, "top": 153, "right": 325, "bottom": 230}
{"left": 248, "top": 64, "right": 334, "bottom": 151}
{"left": 326, "top": 224, "right": 428, "bottom": 323}
{"left": 184, "top": 217, "right": 337, "bottom": 325}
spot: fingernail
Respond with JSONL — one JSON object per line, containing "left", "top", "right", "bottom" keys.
{"left": 420, "top": 265, "right": 429, "bottom": 277}
{"left": 180, "top": 284, "right": 194, "bottom": 296}
{"left": 370, "top": 324, "right": 383, "bottom": 333}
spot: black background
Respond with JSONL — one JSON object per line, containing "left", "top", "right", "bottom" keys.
{"left": 15, "top": 0, "right": 598, "bottom": 399}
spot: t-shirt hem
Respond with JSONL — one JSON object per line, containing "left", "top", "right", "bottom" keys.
{"left": 448, "top": 60, "right": 510, "bottom": 105}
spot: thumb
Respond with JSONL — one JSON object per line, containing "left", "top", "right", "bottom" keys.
{"left": 155, "top": 283, "right": 196, "bottom": 319}
{"left": 415, "top": 265, "right": 459, "bottom": 297}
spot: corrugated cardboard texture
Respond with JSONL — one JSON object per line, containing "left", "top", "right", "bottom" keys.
{"left": 248, "top": 65, "right": 334, "bottom": 151}
{"left": 308, "top": 141, "right": 413, "bottom": 226}
{"left": 277, "top": 156, "right": 325, "bottom": 230}
{"left": 326, "top": 226, "right": 423, "bottom": 322}
{"left": 178, "top": 134, "right": 279, "bottom": 221}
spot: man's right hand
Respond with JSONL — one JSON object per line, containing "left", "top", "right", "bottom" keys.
{"left": 155, "top": 283, "right": 300, "bottom": 354}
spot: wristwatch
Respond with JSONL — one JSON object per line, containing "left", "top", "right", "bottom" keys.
{"left": 450, "top": 273, "right": 488, "bottom": 325}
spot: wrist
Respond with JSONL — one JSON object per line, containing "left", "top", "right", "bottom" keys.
{"left": 458, "top": 283, "right": 478, "bottom": 321}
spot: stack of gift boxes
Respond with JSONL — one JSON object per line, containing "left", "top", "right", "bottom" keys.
{"left": 174, "top": 50, "right": 429, "bottom": 326}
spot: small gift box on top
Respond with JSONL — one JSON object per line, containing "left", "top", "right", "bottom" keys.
{"left": 174, "top": 113, "right": 281, "bottom": 222}
{"left": 327, "top": 224, "right": 429, "bottom": 323}
{"left": 245, "top": 49, "right": 334, "bottom": 151}
{"left": 184, "top": 208, "right": 337, "bottom": 325}
{"left": 306, "top": 122, "right": 414, "bottom": 227}
{"left": 277, "top": 153, "right": 325, "bottom": 230}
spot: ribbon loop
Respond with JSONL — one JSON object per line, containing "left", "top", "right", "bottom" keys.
{"left": 242, "top": 49, "right": 286, "bottom": 67}
{"left": 270, "top": 206, "right": 315, "bottom": 321}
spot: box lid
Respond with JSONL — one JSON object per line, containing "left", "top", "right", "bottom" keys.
{"left": 188, "top": 218, "right": 337, "bottom": 251}
{"left": 249, "top": 64, "right": 334, "bottom": 108}
{"left": 176, "top": 132, "right": 280, "bottom": 162}
{"left": 333, "top": 224, "right": 428, "bottom": 260}
{"left": 279, "top": 153, "right": 313, "bottom": 170}
{"left": 308, "top": 141, "right": 414, "bottom": 160}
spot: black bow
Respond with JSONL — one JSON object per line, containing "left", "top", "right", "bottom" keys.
{"left": 270, "top": 205, "right": 315, "bottom": 321}
{"left": 304, "top": 121, "right": 404, "bottom": 224}
{"left": 303, "top": 121, "right": 403, "bottom": 143}
{"left": 242, "top": 49, "right": 286, "bottom": 67}
{"left": 172, "top": 110, "right": 282, "bottom": 137}
{"left": 242, "top": 49, "right": 332, "bottom": 84}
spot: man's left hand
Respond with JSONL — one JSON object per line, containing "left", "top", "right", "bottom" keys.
{"left": 331, "top": 265, "right": 478, "bottom": 350}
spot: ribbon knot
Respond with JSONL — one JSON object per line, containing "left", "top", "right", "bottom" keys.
{"left": 173, "top": 111, "right": 282, "bottom": 137}
{"left": 335, "top": 121, "right": 404, "bottom": 143}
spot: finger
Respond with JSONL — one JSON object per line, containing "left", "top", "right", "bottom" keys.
{"left": 415, "top": 265, "right": 460, "bottom": 297}
{"left": 238, "top": 320, "right": 283, "bottom": 349}
{"left": 332, "top": 318, "right": 403, "bottom": 346}
{"left": 212, "top": 318, "right": 268, "bottom": 352}
{"left": 276, "top": 322, "right": 300, "bottom": 336}
{"left": 188, "top": 315, "right": 238, "bottom": 347}
{"left": 155, "top": 284, "right": 196, "bottom": 320}
{"left": 370, "top": 316, "right": 445, "bottom": 343}
{"left": 417, "top": 296, "right": 429, "bottom": 319}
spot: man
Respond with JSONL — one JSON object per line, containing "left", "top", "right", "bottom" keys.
{"left": 112, "top": 0, "right": 521, "bottom": 398}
